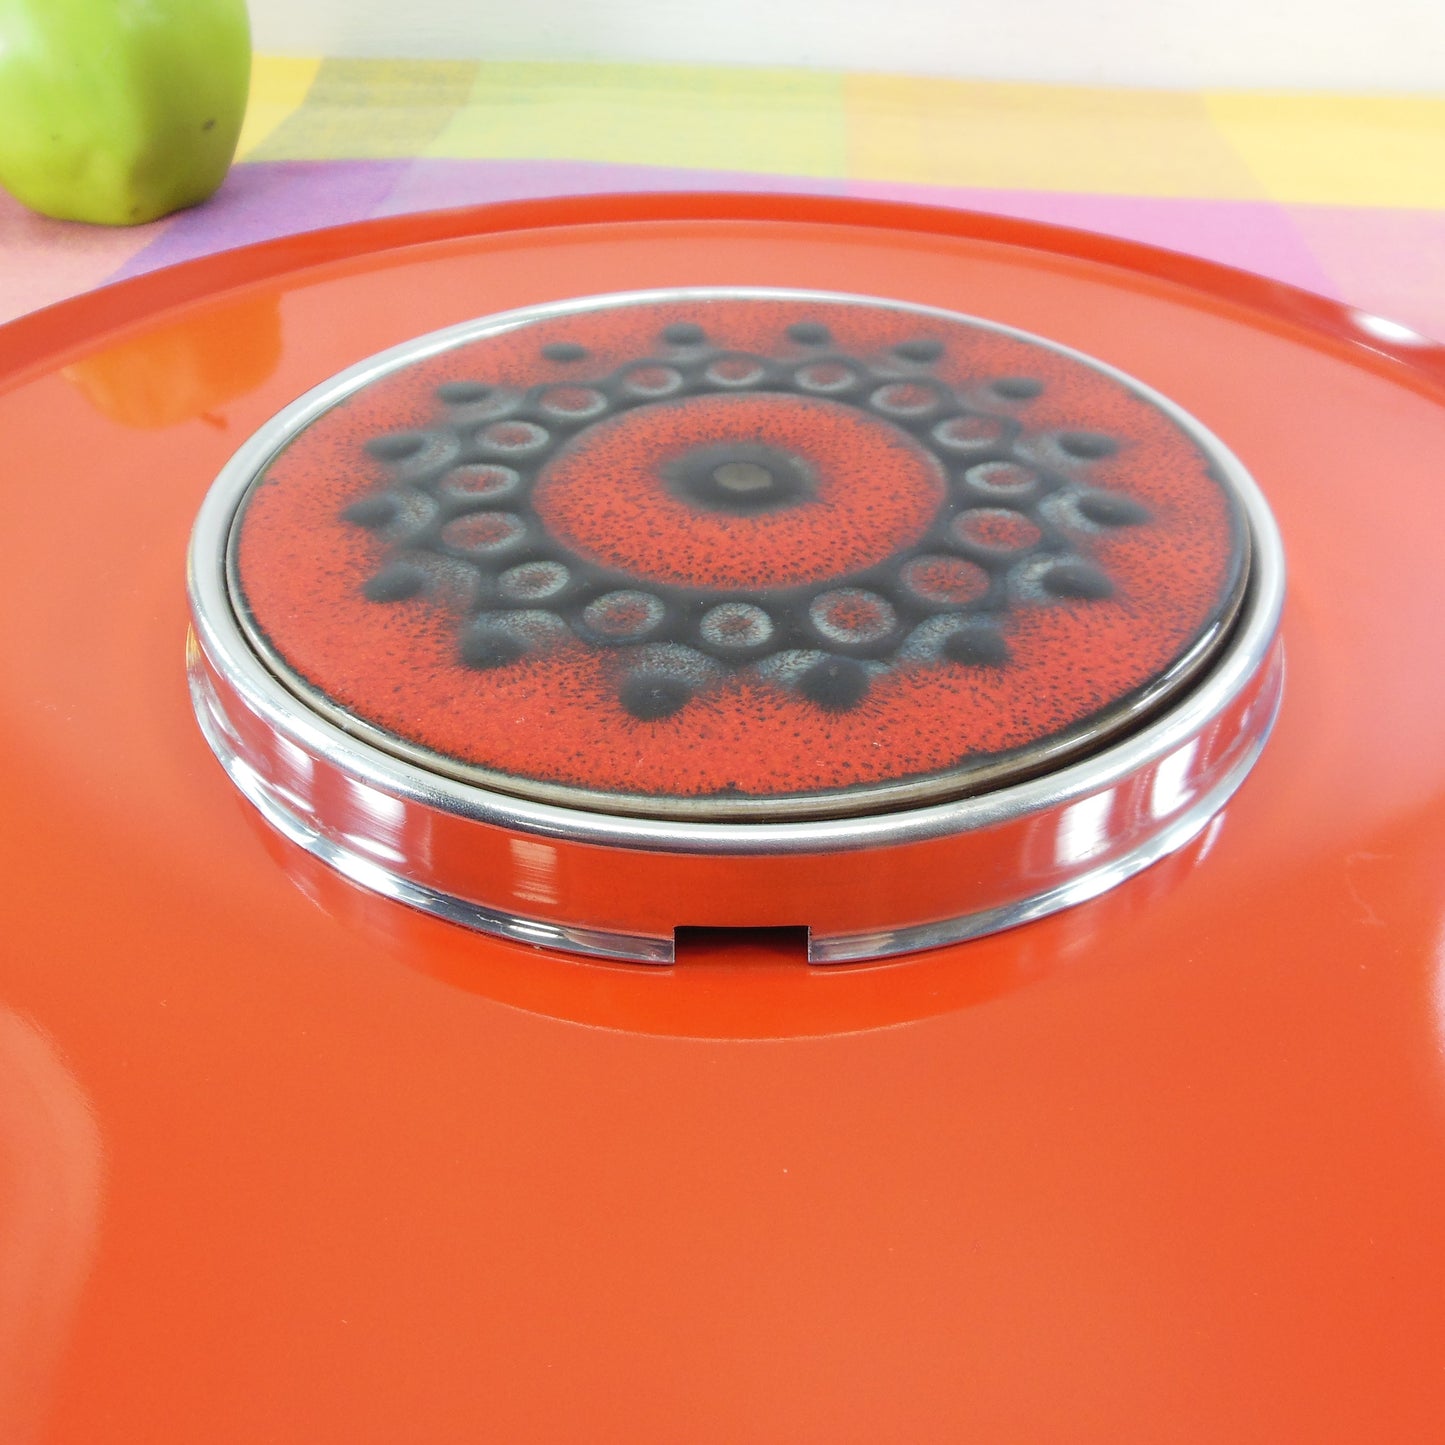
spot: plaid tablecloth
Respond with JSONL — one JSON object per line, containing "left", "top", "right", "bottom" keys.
{"left": 3, "top": 59, "right": 1443, "bottom": 338}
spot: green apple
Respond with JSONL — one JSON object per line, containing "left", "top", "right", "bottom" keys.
{"left": 0, "top": 0, "right": 251, "bottom": 225}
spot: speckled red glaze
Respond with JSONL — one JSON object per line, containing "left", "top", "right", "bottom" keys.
{"left": 536, "top": 393, "right": 944, "bottom": 588}
{"left": 233, "top": 293, "right": 1244, "bottom": 810}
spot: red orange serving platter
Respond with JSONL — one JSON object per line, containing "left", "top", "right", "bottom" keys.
{"left": 3, "top": 195, "right": 1445, "bottom": 1442}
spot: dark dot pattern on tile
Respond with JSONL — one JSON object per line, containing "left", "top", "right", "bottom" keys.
{"left": 233, "top": 295, "right": 1245, "bottom": 809}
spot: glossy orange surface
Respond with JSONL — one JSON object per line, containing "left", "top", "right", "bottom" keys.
{"left": 4, "top": 196, "right": 1445, "bottom": 1442}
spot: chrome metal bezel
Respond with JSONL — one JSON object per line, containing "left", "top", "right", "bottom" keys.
{"left": 188, "top": 287, "right": 1285, "bottom": 962}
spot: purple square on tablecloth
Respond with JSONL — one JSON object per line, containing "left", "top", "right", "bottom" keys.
{"left": 111, "top": 161, "right": 411, "bottom": 280}
{"left": 374, "top": 157, "right": 847, "bottom": 215}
